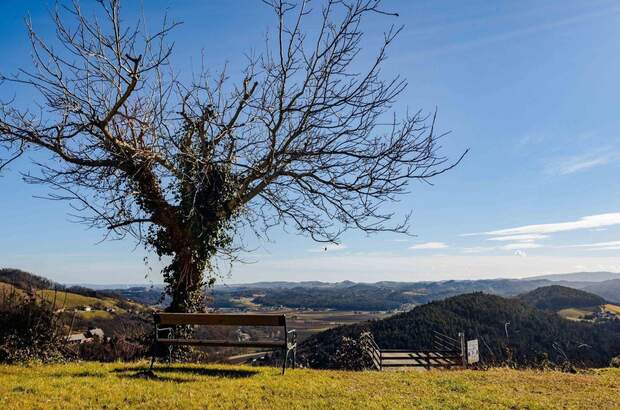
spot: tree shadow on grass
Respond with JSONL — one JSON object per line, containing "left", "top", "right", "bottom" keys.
{"left": 112, "top": 366, "right": 259, "bottom": 380}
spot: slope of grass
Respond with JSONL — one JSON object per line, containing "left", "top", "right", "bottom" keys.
{"left": 0, "top": 282, "right": 24, "bottom": 298}
{"left": 38, "top": 290, "right": 118, "bottom": 310}
{"left": 604, "top": 304, "right": 620, "bottom": 315}
{"left": 557, "top": 306, "right": 597, "bottom": 321}
{"left": 557, "top": 304, "right": 620, "bottom": 321}
{"left": 0, "top": 362, "right": 618, "bottom": 409}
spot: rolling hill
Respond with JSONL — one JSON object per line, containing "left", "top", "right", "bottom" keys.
{"left": 525, "top": 271, "right": 620, "bottom": 282}
{"left": 583, "top": 279, "right": 620, "bottom": 303}
{"left": 517, "top": 285, "right": 607, "bottom": 311}
{"left": 299, "top": 292, "right": 620, "bottom": 369}
{"left": 0, "top": 268, "right": 150, "bottom": 335}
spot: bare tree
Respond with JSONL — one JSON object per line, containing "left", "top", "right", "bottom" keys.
{"left": 0, "top": 0, "right": 465, "bottom": 312}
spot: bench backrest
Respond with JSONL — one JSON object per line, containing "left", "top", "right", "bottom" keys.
{"left": 154, "top": 313, "right": 286, "bottom": 327}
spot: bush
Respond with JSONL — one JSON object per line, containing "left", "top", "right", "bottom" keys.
{"left": 78, "top": 333, "right": 150, "bottom": 362}
{"left": 0, "top": 290, "right": 71, "bottom": 363}
{"left": 330, "top": 334, "right": 374, "bottom": 370}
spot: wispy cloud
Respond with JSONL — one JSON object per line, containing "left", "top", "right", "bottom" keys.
{"left": 563, "top": 240, "right": 620, "bottom": 251}
{"left": 410, "top": 242, "right": 448, "bottom": 250}
{"left": 397, "top": 4, "right": 620, "bottom": 61}
{"left": 545, "top": 151, "right": 619, "bottom": 176}
{"left": 488, "top": 234, "right": 548, "bottom": 242}
{"left": 466, "top": 213, "right": 620, "bottom": 237}
{"left": 500, "top": 243, "right": 543, "bottom": 250}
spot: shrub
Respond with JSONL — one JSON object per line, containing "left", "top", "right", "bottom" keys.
{"left": 330, "top": 335, "right": 374, "bottom": 370}
{"left": 0, "top": 290, "right": 71, "bottom": 363}
{"left": 78, "top": 333, "right": 150, "bottom": 362}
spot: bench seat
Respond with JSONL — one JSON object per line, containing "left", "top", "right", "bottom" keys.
{"left": 157, "top": 338, "right": 288, "bottom": 348}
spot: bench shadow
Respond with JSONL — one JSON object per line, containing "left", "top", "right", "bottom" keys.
{"left": 112, "top": 366, "right": 258, "bottom": 379}
{"left": 116, "top": 372, "right": 196, "bottom": 383}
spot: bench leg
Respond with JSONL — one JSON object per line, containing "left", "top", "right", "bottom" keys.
{"left": 282, "top": 348, "right": 289, "bottom": 375}
{"left": 149, "top": 348, "right": 156, "bottom": 371}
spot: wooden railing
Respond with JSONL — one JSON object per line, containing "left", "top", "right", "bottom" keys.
{"left": 360, "top": 331, "right": 382, "bottom": 370}
{"left": 360, "top": 331, "right": 465, "bottom": 370}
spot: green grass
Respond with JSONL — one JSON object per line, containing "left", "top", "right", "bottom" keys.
{"left": 0, "top": 362, "right": 618, "bottom": 409}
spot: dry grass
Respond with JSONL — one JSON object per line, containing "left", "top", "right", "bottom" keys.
{"left": 0, "top": 362, "right": 618, "bottom": 409}
{"left": 603, "top": 304, "right": 620, "bottom": 315}
{"left": 556, "top": 306, "right": 599, "bottom": 321}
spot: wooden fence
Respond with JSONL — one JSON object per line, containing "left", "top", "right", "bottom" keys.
{"left": 360, "top": 330, "right": 465, "bottom": 370}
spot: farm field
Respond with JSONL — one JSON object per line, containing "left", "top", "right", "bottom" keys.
{"left": 1, "top": 362, "right": 618, "bottom": 409}
{"left": 283, "top": 309, "right": 391, "bottom": 340}
{"left": 604, "top": 304, "right": 620, "bottom": 315}
{"left": 557, "top": 304, "right": 620, "bottom": 321}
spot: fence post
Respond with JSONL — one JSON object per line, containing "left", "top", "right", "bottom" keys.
{"left": 459, "top": 332, "right": 467, "bottom": 368}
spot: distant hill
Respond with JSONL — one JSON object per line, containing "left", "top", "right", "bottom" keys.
{"left": 6, "top": 267, "right": 620, "bottom": 312}
{"left": 525, "top": 272, "right": 620, "bottom": 282}
{"left": 583, "top": 280, "right": 620, "bottom": 304}
{"left": 299, "top": 293, "right": 620, "bottom": 369}
{"left": 518, "top": 285, "right": 607, "bottom": 311}
{"left": 231, "top": 279, "right": 563, "bottom": 311}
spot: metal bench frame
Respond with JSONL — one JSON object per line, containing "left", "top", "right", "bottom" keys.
{"left": 150, "top": 313, "right": 297, "bottom": 374}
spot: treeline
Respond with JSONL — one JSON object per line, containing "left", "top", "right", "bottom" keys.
{"left": 0, "top": 268, "right": 59, "bottom": 290}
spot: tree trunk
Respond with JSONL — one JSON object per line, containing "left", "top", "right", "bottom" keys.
{"left": 165, "top": 251, "right": 205, "bottom": 313}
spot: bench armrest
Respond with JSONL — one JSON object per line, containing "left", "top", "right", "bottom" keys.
{"left": 155, "top": 326, "right": 173, "bottom": 341}
{"left": 287, "top": 329, "right": 297, "bottom": 348}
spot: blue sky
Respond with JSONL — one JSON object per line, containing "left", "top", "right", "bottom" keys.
{"left": 1, "top": 0, "right": 620, "bottom": 284}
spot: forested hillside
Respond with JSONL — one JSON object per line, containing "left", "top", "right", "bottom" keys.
{"left": 0, "top": 269, "right": 59, "bottom": 290}
{"left": 299, "top": 293, "right": 620, "bottom": 369}
{"left": 517, "top": 285, "right": 607, "bottom": 310}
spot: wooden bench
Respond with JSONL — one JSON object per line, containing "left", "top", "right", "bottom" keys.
{"left": 150, "top": 313, "right": 297, "bottom": 374}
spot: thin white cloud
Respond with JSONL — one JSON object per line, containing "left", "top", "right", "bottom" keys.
{"left": 410, "top": 242, "right": 448, "bottom": 250}
{"left": 460, "top": 246, "right": 495, "bottom": 254}
{"left": 563, "top": 240, "right": 620, "bottom": 251}
{"left": 501, "top": 243, "right": 543, "bottom": 250}
{"left": 467, "top": 213, "right": 620, "bottom": 237}
{"left": 546, "top": 151, "right": 619, "bottom": 176}
{"left": 488, "top": 234, "right": 548, "bottom": 242}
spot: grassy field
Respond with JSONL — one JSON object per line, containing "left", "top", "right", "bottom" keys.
{"left": 604, "top": 304, "right": 620, "bottom": 315}
{"left": 0, "top": 362, "right": 618, "bottom": 409}
{"left": 557, "top": 306, "right": 597, "bottom": 321}
{"left": 1, "top": 285, "right": 149, "bottom": 320}
{"left": 557, "top": 304, "right": 620, "bottom": 321}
